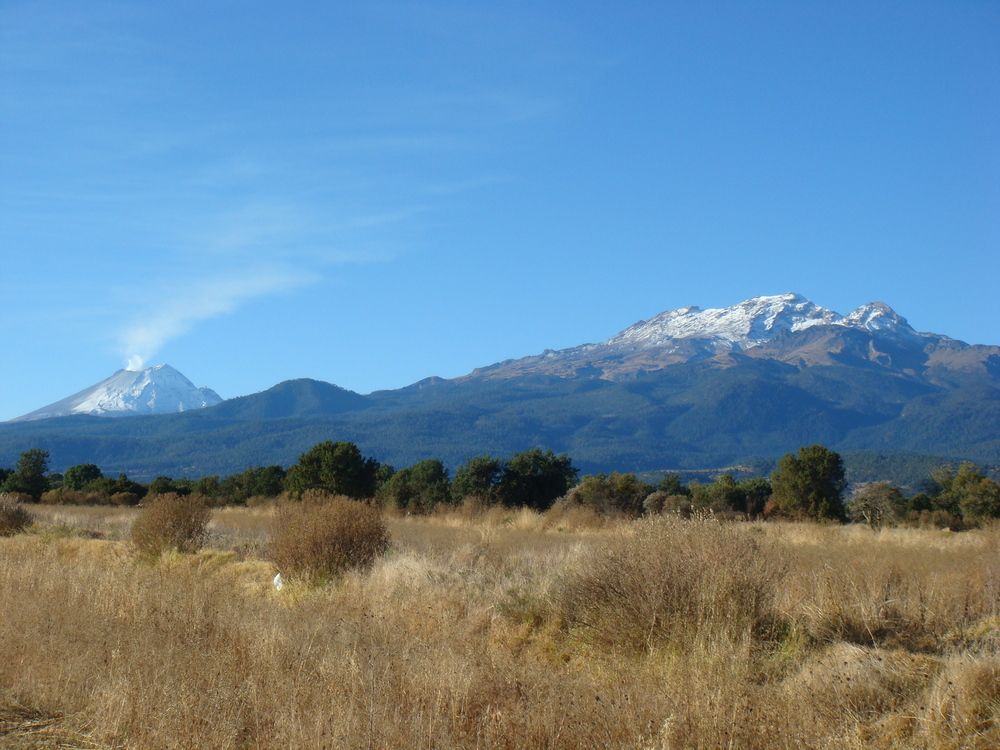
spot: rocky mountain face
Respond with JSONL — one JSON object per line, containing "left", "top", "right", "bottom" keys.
{"left": 10, "top": 365, "right": 222, "bottom": 422}
{"left": 460, "top": 293, "right": 998, "bottom": 384}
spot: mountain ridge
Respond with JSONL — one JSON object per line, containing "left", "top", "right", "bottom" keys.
{"left": 1, "top": 293, "right": 997, "bottom": 478}
{"left": 457, "top": 293, "right": 974, "bottom": 384}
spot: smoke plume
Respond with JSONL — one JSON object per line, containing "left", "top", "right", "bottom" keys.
{"left": 119, "top": 268, "right": 315, "bottom": 370}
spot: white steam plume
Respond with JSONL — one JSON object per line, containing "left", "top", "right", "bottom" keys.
{"left": 119, "top": 268, "right": 316, "bottom": 370}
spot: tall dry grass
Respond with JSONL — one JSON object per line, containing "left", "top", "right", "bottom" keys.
{"left": 0, "top": 507, "right": 998, "bottom": 748}
{"left": 557, "top": 514, "right": 788, "bottom": 653}
{"left": 770, "top": 522, "right": 1000, "bottom": 650}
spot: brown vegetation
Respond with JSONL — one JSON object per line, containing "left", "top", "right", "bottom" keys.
{"left": 0, "top": 494, "right": 33, "bottom": 537}
{"left": 558, "top": 513, "right": 788, "bottom": 651}
{"left": 270, "top": 490, "right": 390, "bottom": 583}
{"left": 129, "top": 493, "right": 211, "bottom": 557}
{"left": 0, "top": 504, "right": 998, "bottom": 748}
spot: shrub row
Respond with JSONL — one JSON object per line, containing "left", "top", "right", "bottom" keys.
{"left": 125, "top": 490, "right": 390, "bottom": 584}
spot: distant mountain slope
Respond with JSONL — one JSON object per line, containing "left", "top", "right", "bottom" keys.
{"left": 195, "top": 379, "right": 372, "bottom": 420}
{"left": 10, "top": 365, "right": 222, "bottom": 422}
{"left": 1, "top": 294, "right": 997, "bottom": 479}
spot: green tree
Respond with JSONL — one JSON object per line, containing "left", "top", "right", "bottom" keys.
{"left": 451, "top": 454, "right": 504, "bottom": 503}
{"left": 958, "top": 479, "right": 1000, "bottom": 520}
{"left": 691, "top": 474, "right": 742, "bottom": 511}
{"left": 689, "top": 474, "right": 771, "bottom": 514}
{"left": 904, "top": 492, "right": 935, "bottom": 515}
{"left": 381, "top": 459, "right": 451, "bottom": 513}
{"left": 3, "top": 449, "right": 51, "bottom": 500}
{"left": 252, "top": 465, "right": 287, "bottom": 497}
{"left": 738, "top": 477, "right": 772, "bottom": 516}
{"left": 928, "top": 465, "right": 962, "bottom": 515}
{"left": 148, "top": 476, "right": 181, "bottom": 497}
{"left": 657, "top": 473, "right": 690, "bottom": 496}
{"left": 770, "top": 444, "right": 847, "bottom": 521}
{"left": 195, "top": 475, "right": 221, "bottom": 499}
{"left": 498, "top": 448, "right": 578, "bottom": 510}
{"left": 931, "top": 462, "right": 1000, "bottom": 520}
{"left": 566, "top": 472, "right": 653, "bottom": 516}
{"left": 62, "top": 463, "right": 103, "bottom": 491}
{"left": 89, "top": 473, "right": 146, "bottom": 502}
{"left": 284, "top": 441, "right": 380, "bottom": 500}
{"left": 219, "top": 465, "right": 286, "bottom": 502}
{"left": 375, "top": 463, "right": 396, "bottom": 494}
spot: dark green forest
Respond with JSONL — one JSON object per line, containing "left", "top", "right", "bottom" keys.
{"left": 1, "top": 358, "right": 998, "bottom": 482}
{"left": 4, "top": 439, "right": 999, "bottom": 530}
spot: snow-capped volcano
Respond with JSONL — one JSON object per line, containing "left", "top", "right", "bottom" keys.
{"left": 605, "top": 293, "right": 923, "bottom": 351}
{"left": 9, "top": 365, "right": 222, "bottom": 422}
{"left": 465, "top": 293, "right": 933, "bottom": 381}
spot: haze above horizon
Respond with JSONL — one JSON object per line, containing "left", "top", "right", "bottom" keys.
{"left": 2, "top": 1, "right": 997, "bottom": 421}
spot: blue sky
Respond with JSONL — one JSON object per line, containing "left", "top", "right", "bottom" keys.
{"left": 1, "top": 1, "right": 997, "bottom": 421}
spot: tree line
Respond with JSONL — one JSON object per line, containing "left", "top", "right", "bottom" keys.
{"left": 2, "top": 442, "right": 999, "bottom": 525}
{"left": 0, "top": 443, "right": 579, "bottom": 513}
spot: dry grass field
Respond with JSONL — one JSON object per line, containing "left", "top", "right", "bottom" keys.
{"left": 1, "top": 503, "right": 998, "bottom": 749}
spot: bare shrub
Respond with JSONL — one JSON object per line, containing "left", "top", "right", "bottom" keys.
{"left": 663, "top": 493, "right": 694, "bottom": 517}
{"left": 908, "top": 508, "right": 968, "bottom": 529}
{"left": 245, "top": 494, "right": 274, "bottom": 508}
{"left": 130, "top": 493, "right": 211, "bottom": 557}
{"left": 42, "top": 488, "right": 85, "bottom": 505}
{"left": 270, "top": 491, "right": 390, "bottom": 583}
{"left": 642, "top": 489, "right": 669, "bottom": 514}
{"left": 40, "top": 488, "right": 70, "bottom": 505}
{"left": 109, "top": 491, "right": 140, "bottom": 507}
{"left": 456, "top": 493, "right": 491, "bottom": 516}
{"left": 846, "top": 482, "right": 904, "bottom": 528}
{"left": 542, "top": 499, "right": 608, "bottom": 531}
{"left": 639, "top": 490, "right": 694, "bottom": 517}
{"left": 0, "top": 493, "right": 34, "bottom": 536}
{"left": 558, "top": 514, "right": 788, "bottom": 652}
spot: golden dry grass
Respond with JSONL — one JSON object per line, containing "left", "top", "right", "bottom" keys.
{"left": 0, "top": 506, "right": 997, "bottom": 748}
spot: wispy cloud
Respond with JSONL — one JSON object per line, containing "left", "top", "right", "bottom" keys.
{"left": 113, "top": 193, "right": 422, "bottom": 370}
{"left": 421, "top": 175, "right": 514, "bottom": 195}
{"left": 118, "top": 267, "right": 317, "bottom": 370}
{"left": 175, "top": 199, "right": 425, "bottom": 264}
{"left": 4, "top": 2, "right": 575, "bottom": 377}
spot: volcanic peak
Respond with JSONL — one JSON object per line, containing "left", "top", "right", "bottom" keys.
{"left": 10, "top": 364, "right": 222, "bottom": 422}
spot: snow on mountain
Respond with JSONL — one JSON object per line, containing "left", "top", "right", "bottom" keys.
{"left": 840, "top": 301, "right": 920, "bottom": 336}
{"left": 604, "top": 293, "right": 845, "bottom": 351}
{"left": 597, "top": 293, "right": 928, "bottom": 353}
{"left": 9, "top": 365, "right": 222, "bottom": 422}
{"left": 465, "top": 293, "right": 931, "bottom": 381}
